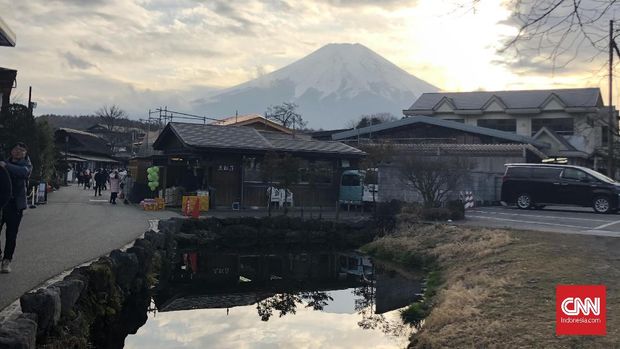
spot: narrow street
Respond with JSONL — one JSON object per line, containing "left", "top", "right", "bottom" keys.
{"left": 0, "top": 185, "right": 179, "bottom": 311}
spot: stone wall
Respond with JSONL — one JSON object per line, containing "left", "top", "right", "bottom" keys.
{"left": 0, "top": 228, "right": 171, "bottom": 349}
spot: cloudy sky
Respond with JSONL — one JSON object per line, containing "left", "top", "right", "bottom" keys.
{"left": 0, "top": 0, "right": 615, "bottom": 118}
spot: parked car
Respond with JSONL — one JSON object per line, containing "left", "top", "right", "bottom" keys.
{"left": 500, "top": 163, "right": 620, "bottom": 214}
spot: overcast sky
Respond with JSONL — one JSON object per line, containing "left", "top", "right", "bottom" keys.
{"left": 0, "top": 0, "right": 615, "bottom": 118}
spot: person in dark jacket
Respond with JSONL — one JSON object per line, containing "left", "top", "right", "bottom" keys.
{"left": 0, "top": 142, "right": 33, "bottom": 273}
{"left": 94, "top": 169, "right": 105, "bottom": 196}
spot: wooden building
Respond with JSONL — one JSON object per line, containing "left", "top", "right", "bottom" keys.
{"left": 55, "top": 128, "right": 119, "bottom": 173}
{"left": 152, "top": 122, "right": 365, "bottom": 209}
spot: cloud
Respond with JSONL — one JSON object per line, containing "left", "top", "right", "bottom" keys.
{"left": 63, "top": 52, "right": 97, "bottom": 70}
{"left": 0, "top": 0, "right": 614, "bottom": 118}
{"left": 76, "top": 41, "right": 116, "bottom": 55}
{"left": 317, "top": 0, "right": 415, "bottom": 8}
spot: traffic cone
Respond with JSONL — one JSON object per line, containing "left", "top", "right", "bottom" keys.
{"left": 191, "top": 197, "right": 200, "bottom": 219}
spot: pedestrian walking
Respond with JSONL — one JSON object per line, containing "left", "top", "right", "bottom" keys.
{"left": 83, "top": 169, "right": 91, "bottom": 189}
{"left": 0, "top": 142, "right": 33, "bottom": 273}
{"left": 109, "top": 171, "right": 120, "bottom": 204}
{"left": 94, "top": 169, "right": 105, "bottom": 196}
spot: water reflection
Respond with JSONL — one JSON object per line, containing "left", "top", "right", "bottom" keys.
{"left": 124, "top": 251, "right": 421, "bottom": 349}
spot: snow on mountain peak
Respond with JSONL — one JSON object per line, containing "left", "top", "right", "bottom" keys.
{"left": 194, "top": 43, "right": 438, "bottom": 128}
{"left": 243, "top": 43, "right": 437, "bottom": 100}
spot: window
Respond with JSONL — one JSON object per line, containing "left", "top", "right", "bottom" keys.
{"left": 445, "top": 118, "right": 465, "bottom": 123}
{"left": 531, "top": 118, "right": 574, "bottom": 135}
{"left": 561, "top": 168, "right": 587, "bottom": 181}
{"left": 477, "top": 119, "right": 516, "bottom": 132}
{"left": 243, "top": 157, "right": 262, "bottom": 182}
{"left": 341, "top": 174, "right": 360, "bottom": 186}
{"left": 300, "top": 160, "right": 333, "bottom": 184}
{"left": 506, "top": 167, "right": 530, "bottom": 178}
{"left": 531, "top": 168, "right": 562, "bottom": 179}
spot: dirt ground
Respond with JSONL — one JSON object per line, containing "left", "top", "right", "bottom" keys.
{"left": 364, "top": 222, "right": 620, "bottom": 348}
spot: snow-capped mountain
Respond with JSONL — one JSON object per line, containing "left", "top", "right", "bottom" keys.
{"left": 192, "top": 43, "right": 439, "bottom": 129}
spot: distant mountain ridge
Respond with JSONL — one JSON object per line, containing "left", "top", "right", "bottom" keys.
{"left": 38, "top": 114, "right": 149, "bottom": 131}
{"left": 192, "top": 43, "right": 439, "bottom": 129}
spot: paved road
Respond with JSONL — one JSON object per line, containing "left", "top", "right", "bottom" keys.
{"left": 0, "top": 185, "right": 179, "bottom": 311}
{"left": 464, "top": 205, "right": 620, "bottom": 237}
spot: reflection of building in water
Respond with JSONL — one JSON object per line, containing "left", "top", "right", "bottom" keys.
{"left": 161, "top": 250, "right": 378, "bottom": 313}
{"left": 176, "top": 250, "right": 354, "bottom": 284}
{"left": 338, "top": 252, "right": 373, "bottom": 279}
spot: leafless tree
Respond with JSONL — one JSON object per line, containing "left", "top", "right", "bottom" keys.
{"left": 264, "top": 102, "right": 307, "bottom": 129}
{"left": 400, "top": 155, "right": 475, "bottom": 208}
{"left": 346, "top": 112, "right": 398, "bottom": 129}
{"left": 493, "top": 0, "right": 619, "bottom": 71}
{"left": 95, "top": 105, "right": 128, "bottom": 132}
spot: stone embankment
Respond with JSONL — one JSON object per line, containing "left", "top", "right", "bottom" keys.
{"left": 0, "top": 228, "right": 171, "bottom": 349}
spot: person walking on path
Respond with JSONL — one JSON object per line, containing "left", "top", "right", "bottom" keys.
{"left": 0, "top": 142, "right": 32, "bottom": 273}
{"left": 94, "top": 169, "right": 105, "bottom": 196}
{"left": 109, "top": 171, "right": 121, "bottom": 204}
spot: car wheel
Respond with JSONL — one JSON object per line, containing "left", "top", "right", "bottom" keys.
{"left": 593, "top": 196, "right": 612, "bottom": 214}
{"left": 516, "top": 193, "right": 532, "bottom": 209}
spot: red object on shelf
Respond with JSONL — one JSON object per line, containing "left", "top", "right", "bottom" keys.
{"left": 191, "top": 197, "right": 200, "bottom": 218}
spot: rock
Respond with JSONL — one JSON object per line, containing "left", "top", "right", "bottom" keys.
{"left": 144, "top": 230, "right": 166, "bottom": 249}
{"left": 20, "top": 288, "right": 61, "bottom": 337}
{"left": 109, "top": 250, "right": 139, "bottom": 292}
{"left": 126, "top": 244, "right": 153, "bottom": 275}
{"left": 50, "top": 279, "right": 85, "bottom": 318}
{"left": 0, "top": 313, "right": 37, "bottom": 349}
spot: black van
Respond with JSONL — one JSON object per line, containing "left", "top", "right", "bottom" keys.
{"left": 500, "top": 163, "right": 620, "bottom": 213}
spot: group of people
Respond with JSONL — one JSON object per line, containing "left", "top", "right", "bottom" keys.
{"left": 0, "top": 142, "right": 32, "bottom": 274}
{"left": 78, "top": 168, "right": 127, "bottom": 204}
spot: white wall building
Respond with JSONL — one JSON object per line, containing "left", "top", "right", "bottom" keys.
{"left": 403, "top": 88, "right": 617, "bottom": 170}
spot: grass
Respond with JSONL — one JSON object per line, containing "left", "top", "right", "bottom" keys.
{"left": 363, "top": 222, "right": 620, "bottom": 348}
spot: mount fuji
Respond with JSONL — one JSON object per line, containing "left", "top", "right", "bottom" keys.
{"left": 192, "top": 43, "right": 439, "bottom": 129}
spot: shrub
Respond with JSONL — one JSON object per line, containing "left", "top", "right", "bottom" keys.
{"left": 421, "top": 208, "right": 451, "bottom": 221}
{"left": 445, "top": 200, "right": 465, "bottom": 220}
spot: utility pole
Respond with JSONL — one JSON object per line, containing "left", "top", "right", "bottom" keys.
{"left": 610, "top": 20, "right": 614, "bottom": 178}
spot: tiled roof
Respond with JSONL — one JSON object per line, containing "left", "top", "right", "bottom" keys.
{"left": 407, "top": 88, "right": 602, "bottom": 111}
{"left": 382, "top": 143, "right": 548, "bottom": 159}
{"left": 155, "top": 122, "right": 364, "bottom": 156}
{"left": 166, "top": 122, "right": 272, "bottom": 150}
{"left": 331, "top": 115, "right": 546, "bottom": 147}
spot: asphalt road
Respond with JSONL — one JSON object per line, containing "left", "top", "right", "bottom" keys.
{"left": 0, "top": 185, "right": 179, "bottom": 311}
{"left": 464, "top": 205, "right": 620, "bottom": 237}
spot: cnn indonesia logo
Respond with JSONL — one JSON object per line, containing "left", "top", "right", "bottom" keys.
{"left": 556, "top": 285, "right": 606, "bottom": 336}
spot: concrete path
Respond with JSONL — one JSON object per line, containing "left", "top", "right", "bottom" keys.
{"left": 0, "top": 185, "right": 179, "bottom": 311}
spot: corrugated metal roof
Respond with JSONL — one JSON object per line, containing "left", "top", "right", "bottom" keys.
{"left": 407, "top": 88, "right": 602, "bottom": 111}
{"left": 156, "top": 122, "right": 364, "bottom": 156}
{"left": 331, "top": 115, "right": 546, "bottom": 147}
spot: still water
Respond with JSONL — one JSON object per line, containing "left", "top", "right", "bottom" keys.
{"left": 124, "top": 251, "right": 420, "bottom": 349}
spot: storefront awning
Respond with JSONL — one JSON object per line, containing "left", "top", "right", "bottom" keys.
{"left": 61, "top": 152, "right": 119, "bottom": 163}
